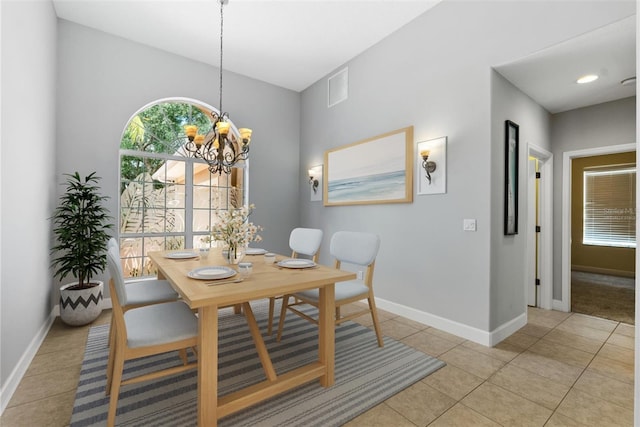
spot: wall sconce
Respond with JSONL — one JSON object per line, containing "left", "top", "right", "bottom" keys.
{"left": 308, "top": 169, "right": 319, "bottom": 194}
{"left": 420, "top": 150, "right": 437, "bottom": 185}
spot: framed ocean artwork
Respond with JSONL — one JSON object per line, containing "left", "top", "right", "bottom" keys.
{"left": 324, "top": 127, "right": 414, "bottom": 206}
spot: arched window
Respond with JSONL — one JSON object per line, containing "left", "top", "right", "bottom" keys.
{"left": 118, "top": 98, "right": 247, "bottom": 278}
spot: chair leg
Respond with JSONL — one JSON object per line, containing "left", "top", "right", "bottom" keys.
{"left": 233, "top": 304, "right": 242, "bottom": 314}
{"left": 276, "top": 295, "right": 291, "bottom": 342}
{"left": 105, "top": 325, "right": 117, "bottom": 396}
{"left": 107, "top": 346, "right": 125, "bottom": 427}
{"left": 178, "top": 348, "right": 188, "bottom": 365}
{"left": 368, "top": 296, "right": 384, "bottom": 347}
{"left": 267, "top": 297, "right": 275, "bottom": 336}
{"left": 107, "top": 315, "right": 114, "bottom": 346}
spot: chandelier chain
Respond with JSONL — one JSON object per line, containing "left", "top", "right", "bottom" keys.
{"left": 181, "top": 0, "right": 251, "bottom": 176}
{"left": 219, "top": 0, "right": 224, "bottom": 114}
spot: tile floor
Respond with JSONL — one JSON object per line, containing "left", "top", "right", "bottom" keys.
{"left": 1, "top": 305, "right": 635, "bottom": 426}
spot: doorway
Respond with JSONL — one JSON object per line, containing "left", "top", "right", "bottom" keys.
{"left": 569, "top": 151, "right": 636, "bottom": 324}
{"left": 561, "top": 143, "right": 636, "bottom": 317}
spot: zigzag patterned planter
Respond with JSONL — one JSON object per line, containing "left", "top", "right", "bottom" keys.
{"left": 60, "top": 281, "right": 103, "bottom": 326}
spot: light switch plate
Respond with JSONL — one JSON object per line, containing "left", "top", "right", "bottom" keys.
{"left": 463, "top": 219, "right": 477, "bottom": 231}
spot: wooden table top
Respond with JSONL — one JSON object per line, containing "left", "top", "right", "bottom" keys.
{"left": 148, "top": 249, "right": 356, "bottom": 309}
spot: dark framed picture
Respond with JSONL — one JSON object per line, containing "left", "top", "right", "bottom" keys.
{"left": 504, "top": 120, "right": 519, "bottom": 235}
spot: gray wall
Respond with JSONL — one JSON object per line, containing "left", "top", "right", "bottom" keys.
{"left": 55, "top": 20, "right": 302, "bottom": 304}
{"left": 490, "top": 72, "right": 551, "bottom": 329}
{"left": 299, "top": 0, "right": 634, "bottom": 334}
{"left": 1, "top": 0, "right": 57, "bottom": 397}
{"left": 551, "top": 96, "right": 637, "bottom": 300}
{"left": 1, "top": 14, "right": 301, "bottom": 402}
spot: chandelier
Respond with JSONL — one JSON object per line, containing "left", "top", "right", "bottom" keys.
{"left": 183, "top": 0, "right": 252, "bottom": 175}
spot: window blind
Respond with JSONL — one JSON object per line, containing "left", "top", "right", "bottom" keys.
{"left": 583, "top": 166, "right": 636, "bottom": 248}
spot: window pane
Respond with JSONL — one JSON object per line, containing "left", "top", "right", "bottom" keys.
{"left": 583, "top": 167, "right": 636, "bottom": 248}
{"left": 120, "top": 237, "right": 143, "bottom": 278}
{"left": 166, "top": 209, "right": 186, "bottom": 232}
{"left": 120, "top": 208, "right": 143, "bottom": 234}
{"left": 193, "top": 209, "right": 212, "bottom": 232}
{"left": 163, "top": 236, "right": 185, "bottom": 251}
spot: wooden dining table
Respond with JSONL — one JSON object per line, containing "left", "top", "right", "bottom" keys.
{"left": 147, "top": 249, "right": 356, "bottom": 427}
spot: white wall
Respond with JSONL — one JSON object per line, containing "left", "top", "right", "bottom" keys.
{"left": 299, "top": 0, "right": 634, "bottom": 340}
{"left": 55, "top": 20, "right": 302, "bottom": 305}
{"left": 0, "top": 0, "right": 58, "bottom": 410}
{"left": 551, "top": 96, "right": 636, "bottom": 301}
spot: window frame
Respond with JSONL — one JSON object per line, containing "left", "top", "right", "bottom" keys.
{"left": 582, "top": 165, "right": 636, "bottom": 249}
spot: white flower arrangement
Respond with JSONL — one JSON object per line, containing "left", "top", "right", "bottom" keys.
{"left": 210, "top": 204, "right": 263, "bottom": 256}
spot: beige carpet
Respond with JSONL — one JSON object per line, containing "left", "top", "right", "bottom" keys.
{"left": 571, "top": 271, "right": 635, "bottom": 325}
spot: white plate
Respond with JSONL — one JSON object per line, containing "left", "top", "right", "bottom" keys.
{"left": 277, "top": 259, "right": 316, "bottom": 269}
{"left": 245, "top": 248, "right": 267, "bottom": 255}
{"left": 188, "top": 266, "right": 237, "bottom": 280}
{"left": 165, "top": 251, "right": 199, "bottom": 259}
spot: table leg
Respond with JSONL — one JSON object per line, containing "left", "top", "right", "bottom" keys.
{"left": 242, "top": 302, "right": 277, "bottom": 381}
{"left": 198, "top": 305, "right": 218, "bottom": 426}
{"left": 318, "top": 284, "right": 335, "bottom": 387}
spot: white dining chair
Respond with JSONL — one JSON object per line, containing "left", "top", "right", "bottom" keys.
{"left": 104, "top": 245, "right": 198, "bottom": 427}
{"left": 276, "top": 231, "right": 384, "bottom": 347}
{"left": 105, "top": 238, "right": 180, "bottom": 344}
{"left": 267, "top": 227, "right": 323, "bottom": 335}
{"left": 106, "top": 238, "right": 179, "bottom": 307}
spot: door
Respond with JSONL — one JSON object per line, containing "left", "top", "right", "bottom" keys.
{"left": 527, "top": 157, "right": 539, "bottom": 306}
{"left": 527, "top": 145, "right": 553, "bottom": 310}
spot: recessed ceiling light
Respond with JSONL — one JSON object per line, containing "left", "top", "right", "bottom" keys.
{"left": 576, "top": 74, "right": 599, "bottom": 84}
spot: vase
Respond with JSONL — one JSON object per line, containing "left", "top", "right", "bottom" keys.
{"left": 59, "top": 281, "right": 104, "bottom": 326}
{"left": 223, "top": 245, "right": 245, "bottom": 265}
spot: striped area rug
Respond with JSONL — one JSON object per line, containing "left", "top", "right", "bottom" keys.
{"left": 71, "top": 300, "right": 445, "bottom": 426}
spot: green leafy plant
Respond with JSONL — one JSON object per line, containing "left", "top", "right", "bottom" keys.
{"left": 51, "top": 172, "right": 114, "bottom": 289}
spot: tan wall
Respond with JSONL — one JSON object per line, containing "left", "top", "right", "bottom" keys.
{"left": 571, "top": 151, "right": 636, "bottom": 277}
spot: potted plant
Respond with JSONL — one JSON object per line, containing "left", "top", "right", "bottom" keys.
{"left": 51, "top": 172, "right": 113, "bottom": 326}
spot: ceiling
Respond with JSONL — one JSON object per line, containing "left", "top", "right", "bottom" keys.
{"left": 52, "top": 1, "right": 635, "bottom": 113}
{"left": 495, "top": 15, "right": 636, "bottom": 114}
{"left": 52, "top": 0, "right": 442, "bottom": 92}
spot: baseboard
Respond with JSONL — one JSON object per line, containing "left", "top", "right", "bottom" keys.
{"left": 552, "top": 299, "right": 568, "bottom": 312}
{"left": 572, "top": 265, "right": 635, "bottom": 278}
{"left": 0, "top": 308, "right": 56, "bottom": 415}
{"left": 489, "top": 312, "right": 527, "bottom": 346}
{"left": 375, "top": 297, "right": 526, "bottom": 347}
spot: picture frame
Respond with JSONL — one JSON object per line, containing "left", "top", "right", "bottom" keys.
{"left": 324, "top": 127, "right": 414, "bottom": 206}
{"left": 504, "top": 120, "right": 519, "bottom": 235}
{"left": 416, "top": 136, "right": 447, "bottom": 195}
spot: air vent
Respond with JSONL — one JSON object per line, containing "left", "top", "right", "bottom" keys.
{"left": 328, "top": 67, "right": 348, "bottom": 108}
